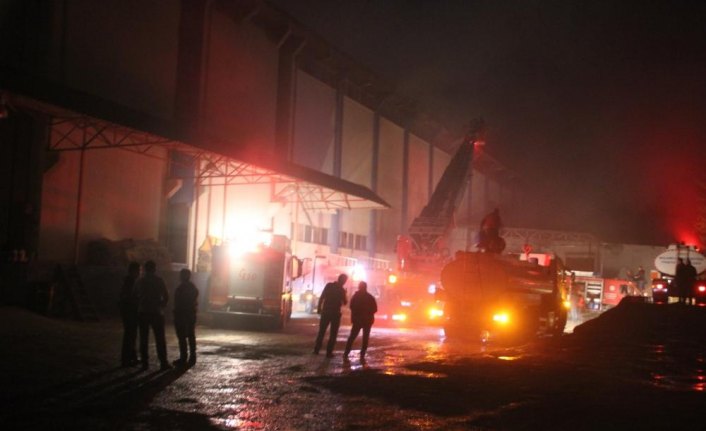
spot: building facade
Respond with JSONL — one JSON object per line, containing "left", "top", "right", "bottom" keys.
{"left": 1, "top": 1, "right": 515, "bottom": 301}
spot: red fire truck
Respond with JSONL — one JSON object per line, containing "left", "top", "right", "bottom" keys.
{"left": 206, "top": 234, "right": 301, "bottom": 329}
{"left": 384, "top": 120, "right": 486, "bottom": 326}
{"left": 571, "top": 273, "right": 636, "bottom": 311}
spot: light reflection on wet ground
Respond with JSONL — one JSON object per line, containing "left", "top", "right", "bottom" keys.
{"left": 7, "top": 306, "right": 706, "bottom": 430}
{"left": 639, "top": 343, "right": 706, "bottom": 392}
{"left": 125, "top": 317, "right": 706, "bottom": 430}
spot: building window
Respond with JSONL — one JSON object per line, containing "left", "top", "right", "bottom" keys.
{"left": 355, "top": 235, "right": 367, "bottom": 251}
{"left": 294, "top": 223, "right": 306, "bottom": 242}
{"left": 339, "top": 232, "right": 348, "bottom": 248}
{"left": 314, "top": 227, "right": 328, "bottom": 245}
{"left": 292, "top": 223, "right": 329, "bottom": 245}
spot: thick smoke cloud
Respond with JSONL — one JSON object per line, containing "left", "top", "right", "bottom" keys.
{"left": 272, "top": 0, "right": 706, "bottom": 246}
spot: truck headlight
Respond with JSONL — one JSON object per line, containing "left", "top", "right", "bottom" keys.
{"left": 492, "top": 312, "right": 510, "bottom": 325}
{"left": 392, "top": 313, "right": 407, "bottom": 322}
{"left": 428, "top": 307, "right": 444, "bottom": 319}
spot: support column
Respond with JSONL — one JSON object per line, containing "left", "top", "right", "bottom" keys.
{"left": 368, "top": 112, "right": 380, "bottom": 257}
{"left": 175, "top": 0, "right": 209, "bottom": 138}
{"left": 428, "top": 142, "right": 434, "bottom": 200}
{"left": 190, "top": 166, "right": 201, "bottom": 271}
{"left": 329, "top": 77, "right": 345, "bottom": 253}
{"left": 401, "top": 129, "right": 410, "bottom": 235}
{"left": 275, "top": 33, "right": 306, "bottom": 161}
{"left": 72, "top": 147, "right": 86, "bottom": 264}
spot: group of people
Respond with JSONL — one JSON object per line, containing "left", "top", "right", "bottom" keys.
{"left": 121, "top": 264, "right": 377, "bottom": 368}
{"left": 313, "top": 273, "right": 378, "bottom": 362}
{"left": 119, "top": 261, "right": 199, "bottom": 370}
{"left": 675, "top": 258, "right": 698, "bottom": 305}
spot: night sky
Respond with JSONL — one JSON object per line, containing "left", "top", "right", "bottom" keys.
{"left": 271, "top": 0, "right": 706, "bottom": 246}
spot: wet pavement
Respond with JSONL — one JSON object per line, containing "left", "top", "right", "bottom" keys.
{"left": 2, "top": 303, "right": 706, "bottom": 430}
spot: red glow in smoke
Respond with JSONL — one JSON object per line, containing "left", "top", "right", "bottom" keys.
{"left": 630, "top": 120, "right": 704, "bottom": 248}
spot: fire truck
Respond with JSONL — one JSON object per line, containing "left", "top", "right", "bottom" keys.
{"left": 571, "top": 273, "right": 637, "bottom": 311}
{"left": 383, "top": 120, "right": 486, "bottom": 326}
{"left": 440, "top": 251, "right": 570, "bottom": 343}
{"left": 206, "top": 233, "right": 301, "bottom": 329}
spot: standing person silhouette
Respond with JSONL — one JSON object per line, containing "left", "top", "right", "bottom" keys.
{"left": 684, "top": 259, "right": 697, "bottom": 305}
{"left": 119, "top": 261, "right": 140, "bottom": 367}
{"left": 675, "top": 258, "right": 687, "bottom": 304}
{"left": 633, "top": 265, "right": 646, "bottom": 295}
{"left": 173, "top": 268, "right": 199, "bottom": 367}
{"left": 135, "top": 260, "right": 171, "bottom": 371}
{"left": 313, "top": 273, "right": 348, "bottom": 358}
{"left": 343, "top": 281, "right": 378, "bottom": 363}
{"left": 478, "top": 208, "right": 504, "bottom": 253}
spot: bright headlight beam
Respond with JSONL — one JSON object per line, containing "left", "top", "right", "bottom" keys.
{"left": 492, "top": 312, "right": 510, "bottom": 325}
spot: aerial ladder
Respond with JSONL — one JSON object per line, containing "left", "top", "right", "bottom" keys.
{"left": 383, "top": 120, "right": 486, "bottom": 326}
{"left": 396, "top": 118, "right": 486, "bottom": 274}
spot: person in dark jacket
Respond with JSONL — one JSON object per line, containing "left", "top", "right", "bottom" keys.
{"left": 135, "top": 260, "right": 171, "bottom": 371}
{"left": 313, "top": 273, "right": 348, "bottom": 357}
{"left": 173, "top": 268, "right": 199, "bottom": 367}
{"left": 478, "top": 208, "right": 504, "bottom": 253}
{"left": 343, "top": 281, "right": 378, "bottom": 362}
{"left": 119, "top": 261, "right": 140, "bottom": 367}
{"left": 684, "top": 259, "right": 698, "bottom": 305}
{"left": 675, "top": 258, "right": 688, "bottom": 304}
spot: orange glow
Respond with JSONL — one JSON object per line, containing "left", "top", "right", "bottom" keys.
{"left": 387, "top": 274, "right": 398, "bottom": 284}
{"left": 226, "top": 231, "right": 271, "bottom": 258}
{"left": 351, "top": 264, "right": 366, "bottom": 282}
{"left": 492, "top": 312, "right": 510, "bottom": 325}
{"left": 392, "top": 313, "right": 407, "bottom": 322}
{"left": 428, "top": 307, "right": 444, "bottom": 319}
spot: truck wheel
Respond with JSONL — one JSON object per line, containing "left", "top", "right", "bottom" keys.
{"left": 271, "top": 313, "right": 285, "bottom": 330}
{"left": 554, "top": 310, "right": 567, "bottom": 336}
{"left": 443, "top": 324, "right": 456, "bottom": 339}
{"left": 286, "top": 299, "right": 293, "bottom": 321}
{"left": 480, "top": 329, "right": 491, "bottom": 344}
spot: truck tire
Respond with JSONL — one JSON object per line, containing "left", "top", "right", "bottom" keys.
{"left": 271, "top": 312, "right": 285, "bottom": 330}
{"left": 553, "top": 309, "right": 567, "bottom": 336}
{"left": 286, "top": 298, "right": 293, "bottom": 321}
{"left": 443, "top": 324, "right": 456, "bottom": 339}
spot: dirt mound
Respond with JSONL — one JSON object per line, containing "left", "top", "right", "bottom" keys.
{"left": 571, "top": 299, "right": 706, "bottom": 344}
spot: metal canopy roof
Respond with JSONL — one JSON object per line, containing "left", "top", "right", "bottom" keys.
{"left": 6, "top": 90, "right": 390, "bottom": 213}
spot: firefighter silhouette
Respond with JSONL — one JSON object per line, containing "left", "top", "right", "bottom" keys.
{"left": 478, "top": 208, "right": 505, "bottom": 253}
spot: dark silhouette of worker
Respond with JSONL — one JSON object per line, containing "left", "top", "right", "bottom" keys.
{"left": 119, "top": 261, "right": 140, "bottom": 367}
{"left": 633, "top": 266, "right": 646, "bottom": 295}
{"left": 675, "top": 258, "right": 688, "bottom": 304}
{"left": 135, "top": 260, "right": 171, "bottom": 370}
{"left": 173, "top": 268, "right": 199, "bottom": 367}
{"left": 343, "top": 281, "right": 378, "bottom": 363}
{"left": 313, "top": 273, "right": 348, "bottom": 357}
{"left": 478, "top": 208, "right": 505, "bottom": 253}
{"left": 684, "top": 259, "right": 698, "bottom": 305}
